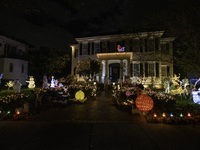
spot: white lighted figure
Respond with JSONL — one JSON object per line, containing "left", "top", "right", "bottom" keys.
{"left": 62, "top": 86, "right": 69, "bottom": 98}
{"left": 50, "top": 76, "right": 56, "bottom": 88}
{"left": 192, "top": 79, "right": 200, "bottom": 104}
{"left": 170, "top": 74, "right": 183, "bottom": 95}
{"left": 42, "top": 75, "right": 49, "bottom": 88}
{"left": 5, "top": 80, "right": 14, "bottom": 90}
{"left": 13, "top": 79, "right": 22, "bottom": 93}
{"left": 0, "top": 73, "right": 3, "bottom": 85}
{"left": 26, "top": 76, "right": 35, "bottom": 88}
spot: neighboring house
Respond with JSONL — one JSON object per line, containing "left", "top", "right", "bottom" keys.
{"left": 0, "top": 34, "right": 29, "bottom": 85}
{"left": 70, "top": 31, "right": 175, "bottom": 88}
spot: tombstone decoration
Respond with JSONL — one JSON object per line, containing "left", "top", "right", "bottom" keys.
{"left": 42, "top": 75, "right": 49, "bottom": 88}
{"left": 0, "top": 73, "right": 3, "bottom": 85}
{"left": 26, "top": 76, "right": 35, "bottom": 88}
{"left": 135, "top": 94, "right": 154, "bottom": 112}
{"left": 13, "top": 79, "right": 22, "bottom": 93}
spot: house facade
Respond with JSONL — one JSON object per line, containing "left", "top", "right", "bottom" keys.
{"left": 0, "top": 34, "right": 29, "bottom": 85}
{"left": 70, "top": 31, "right": 175, "bottom": 88}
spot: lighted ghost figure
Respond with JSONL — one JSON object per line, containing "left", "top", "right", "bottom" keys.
{"left": 50, "top": 76, "right": 57, "bottom": 88}
{"left": 26, "top": 76, "right": 35, "bottom": 88}
{"left": 42, "top": 75, "right": 49, "bottom": 88}
{"left": 5, "top": 80, "right": 14, "bottom": 90}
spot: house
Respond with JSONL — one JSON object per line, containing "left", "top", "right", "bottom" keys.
{"left": 70, "top": 31, "right": 175, "bottom": 88}
{"left": 0, "top": 34, "right": 29, "bottom": 85}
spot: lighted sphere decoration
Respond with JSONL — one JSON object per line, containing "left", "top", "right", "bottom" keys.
{"left": 135, "top": 94, "right": 154, "bottom": 112}
{"left": 75, "top": 90, "right": 85, "bottom": 101}
{"left": 126, "top": 91, "right": 131, "bottom": 97}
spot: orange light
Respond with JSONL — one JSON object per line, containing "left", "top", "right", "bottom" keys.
{"left": 153, "top": 113, "right": 157, "bottom": 118}
{"left": 187, "top": 113, "right": 191, "bottom": 117}
{"left": 16, "top": 111, "right": 20, "bottom": 115}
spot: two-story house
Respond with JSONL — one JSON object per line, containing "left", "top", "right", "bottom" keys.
{"left": 0, "top": 34, "right": 29, "bottom": 85}
{"left": 70, "top": 31, "right": 175, "bottom": 88}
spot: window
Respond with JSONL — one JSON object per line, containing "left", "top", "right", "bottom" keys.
{"left": 92, "top": 43, "right": 94, "bottom": 54}
{"left": 22, "top": 64, "right": 24, "bottom": 73}
{"left": 149, "top": 63, "right": 154, "bottom": 76}
{"left": 133, "top": 64, "right": 140, "bottom": 77}
{"left": 88, "top": 43, "right": 90, "bottom": 55}
{"left": 79, "top": 44, "right": 82, "bottom": 55}
{"left": 94, "top": 43, "right": 100, "bottom": 53}
{"left": 156, "top": 63, "right": 159, "bottom": 77}
{"left": 132, "top": 40, "right": 140, "bottom": 52}
{"left": 145, "top": 63, "right": 148, "bottom": 77}
{"left": 9, "top": 63, "right": 13, "bottom": 72}
{"left": 82, "top": 44, "right": 88, "bottom": 55}
{"left": 148, "top": 39, "right": 155, "bottom": 52}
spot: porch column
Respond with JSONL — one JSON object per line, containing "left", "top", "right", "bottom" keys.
{"left": 120, "top": 59, "right": 123, "bottom": 86}
{"left": 99, "top": 60, "right": 102, "bottom": 83}
{"left": 104, "top": 60, "right": 108, "bottom": 90}
{"left": 127, "top": 59, "right": 130, "bottom": 77}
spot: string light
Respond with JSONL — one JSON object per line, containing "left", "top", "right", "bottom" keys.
{"left": 7, "top": 110, "right": 11, "bottom": 114}
{"left": 153, "top": 113, "right": 157, "bottom": 118}
{"left": 162, "top": 113, "right": 166, "bottom": 117}
{"left": 187, "top": 113, "right": 191, "bottom": 117}
{"left": 170, "top": 113, "right": 173, "bottom": 117}
{"left": 180, "top": 113, "right": 183, "bottom": 118}
{"left": 16, "top": 111, "right": 20, "bottom": 115}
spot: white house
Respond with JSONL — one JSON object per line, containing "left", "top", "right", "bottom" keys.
{"left": 0, "top": 34, "right": 29, "bottom": 85}
{"left": 70, "top": 31, "right": 175, "bottom": 88}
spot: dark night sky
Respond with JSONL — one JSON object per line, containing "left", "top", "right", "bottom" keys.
{"left": 0, "top": 0, "right": 197, "bottom": 52}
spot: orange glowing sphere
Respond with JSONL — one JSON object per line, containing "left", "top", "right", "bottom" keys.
{"left": 135, "top": 94, "right": 154, "bottom": 112}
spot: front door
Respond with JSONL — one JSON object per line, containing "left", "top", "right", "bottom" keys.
{"left": 109, "top": 63, "right": 120, "bottom": 82}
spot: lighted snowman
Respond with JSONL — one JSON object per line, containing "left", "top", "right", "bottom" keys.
{"left": 26, "top": 76, "right": 35, "bottom": 88}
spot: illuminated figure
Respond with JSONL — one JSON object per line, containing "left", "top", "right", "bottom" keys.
{"left": 26, "top": 76, "right": 35, "bottom": 88}
{"left": 0, "top": 73, "right": 3, "bottom": 85}
{"left": 170, "top": 74, "right": 183, "bottom": 95}
{"left": 50, "top": 76, "right": 56, "bottom": 88}
{"left": 5, "top": 80, "right": 14, "bottom": 90}
{"left": 117, "top": 45, "right": 125, "bottom": 52}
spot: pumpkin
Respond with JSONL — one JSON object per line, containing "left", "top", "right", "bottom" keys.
{"left": 75, "top": 90, "right": 85, "bottom": 101}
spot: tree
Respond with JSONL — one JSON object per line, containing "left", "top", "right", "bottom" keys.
{"left": 29, "top": 46, "right": 70, "bottom": 84}
{"left": 76, "top": 58, "right": 100, "bottom": 82}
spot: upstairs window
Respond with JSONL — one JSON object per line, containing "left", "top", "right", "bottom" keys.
{"left": 22, "top": 64, "right": 24, "bottom": 73}
{"left": 9, "top": 63, "right": 13, "bottom": 72}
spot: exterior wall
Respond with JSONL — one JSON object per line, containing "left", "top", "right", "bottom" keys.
{"left": 70, "top": 31, "right": 175, "bottom": 88}
{"left": 0, "top": 58, "right": 28, "bottom": 85}
{"left": 0, "top": 35, "right": 29, "bottom": 85}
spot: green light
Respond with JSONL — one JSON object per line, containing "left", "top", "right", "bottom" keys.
{"left": 180, "top": 113, "right": 183, "bottom": 117}
{"left": 7, "top": 110, "right": 11, "bottom": 114}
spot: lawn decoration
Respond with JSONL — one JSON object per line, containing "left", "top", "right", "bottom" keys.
{"left": 50, "top": 76, "right": 57, "bottom": 88}
{"left": 26, "top": 76, "right": 35, "bottom": 88}
{"left": 126, "top": 91, "right": 131, "bottom": 97}
{"left": 163, "top": 78, "right": 170, "bottom": 94}
{"left": 42, "top": 75, "right": 49, "bottom": 88}
{"left": 0, "top": 73, "right": 3, "bottom": 85}
{"left": 5, "top": 80, "right": 14, "bottom": 90}
{"left": 75, "top": 90, "right": 86, "bottom": 102}
{"left": 135, "top": 94, "right": 154, "bottom": 112}
{"left": 13, "top": 79, "right": 22, "bottom": 93}
{"left": 170, "top": 74, "right": 183, "bottom": 95}
{"left": 192, "top": 78, "right": 200, "bottom": 104}
{"left": 62, "top": 86, "right": 69, "bottom": 98}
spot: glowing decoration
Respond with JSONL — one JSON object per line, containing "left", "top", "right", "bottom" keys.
{"left": 170, "top": 113, "right": 173, "bottom": 117}
{"left": 0, "top": 110, "right": 1, "bottom": 113}
{"left": 135, "top": 94, "right": 154, "bottom": 112}
{"left": 7, "top": 110, "right": 11, "bottom": 114}
{"left": 0, "top": 73, "right": 3, "bottom": 85}
{"left": 75, "top": 90, "right": 85, "bottom": 101}
{"left": 50, "top": 76, "right": 57, "bottom": 88}
{"left": 187, "top": 113, "right": 191, "bottom": 117}
{"left": 16, "top": 111, "right": 20, "bottom": 115}
{"left": 193, "top": 78, "right": 200, "bottom": 91}
{"left": 62, "top": 86, "right": 69, "bottom": 97}
{"left": 192, "top": 90, "right": 200, "bottom": 104}
{"left": 5, "top": 80, "right": 14, "bottom": 90}
{"left": 170, "top": 74, "right": 183, "bottom": 95}
{"left": 126, "top": 91, "right": 131, "bottom": 97}
{"left": 153, "top": 113, "right": 157, "bottom": 118}
{"left": 180, "top": 113, "right": 183, "bottom": 118}
{"left": 117, "top": 84, "right": 120, "bottom": 91}
{"left": 117, "top": 45, "right": 125, "bottom": 52}
{"left": 162, "top": 113, "right": 166, "bottom": 117}
{"left": 26, "top": 76, "right": 35, "bottom": 88}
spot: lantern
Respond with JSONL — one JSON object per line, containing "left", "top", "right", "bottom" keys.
{"left": 75, "top": 90, "right": 85, "bottom": 101}
{"left": 153, "top": 113, "right": 157, "bottom": 118}
{"left": 180, "top": 113, "right": 183, "bottom": 118}
{"left": 135, "top": 94, "right": 154, "bottom": 112}
{"left": 187, "top": 113, "right": 191, "bottom": 117}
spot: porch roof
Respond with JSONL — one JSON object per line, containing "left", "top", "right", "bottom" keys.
{"left": 97, "top": 52, "right": 133, "bottom": 60}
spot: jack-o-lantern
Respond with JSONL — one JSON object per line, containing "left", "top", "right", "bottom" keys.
{"left": 75, "top": 90, "right": 85, "bottom": 101}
